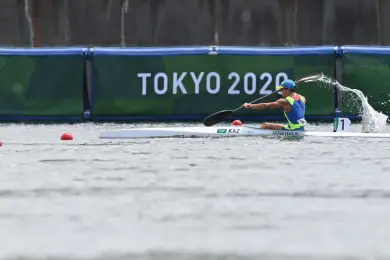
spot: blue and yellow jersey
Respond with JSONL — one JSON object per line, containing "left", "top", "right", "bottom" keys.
{"left": 283, "top": 93, "right": 306, "bottom": 130}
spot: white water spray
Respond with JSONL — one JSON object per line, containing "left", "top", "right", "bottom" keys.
{"left": 317, "top": 75, "right": 388, "bottom": 133}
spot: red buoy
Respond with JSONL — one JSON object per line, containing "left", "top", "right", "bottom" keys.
{"left": 0, "top": 140, "right": 2, "bottom": 147}
{"left": 61, "top": 133, "right": 73, "bottom": 141}
{"left": 232, "top": 120, "right": 243, "bottom": 126}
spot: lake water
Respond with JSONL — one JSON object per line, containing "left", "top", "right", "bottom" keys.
{"left": 1, "top": 122, "right": 390, "bottom": 260}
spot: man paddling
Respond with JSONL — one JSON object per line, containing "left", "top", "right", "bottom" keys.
{"left": 242, "top": 79, "right": 307, "bottom": 131}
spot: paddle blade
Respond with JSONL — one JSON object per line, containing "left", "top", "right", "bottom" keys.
{"left": 295, "top": 72, "right": 324, "bottom": 84}
{"left": 203, "top": 110, "right": 234, "bottom": 126}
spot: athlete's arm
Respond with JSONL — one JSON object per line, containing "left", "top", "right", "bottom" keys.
{"left": 243, "top": 98, "right": 291, "bottom": 111}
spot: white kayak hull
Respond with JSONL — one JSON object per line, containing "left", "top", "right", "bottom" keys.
{"left": 99, "top": 126, "right": 390, "bottom": 139}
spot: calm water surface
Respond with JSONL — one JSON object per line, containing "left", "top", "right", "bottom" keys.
{"left": 0, "top": 122, "right": 390, "bottom": 260}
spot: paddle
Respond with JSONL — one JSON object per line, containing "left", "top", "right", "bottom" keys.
{"left": 202, "top": 72, "right": 324, "bottom": 127}
{"left": 294, "top": 72, "right": 324, "bottom": 84}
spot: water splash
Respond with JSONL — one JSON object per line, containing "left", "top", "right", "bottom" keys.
{"left": 316, "top": 75, "right": 388, "bottom": 133}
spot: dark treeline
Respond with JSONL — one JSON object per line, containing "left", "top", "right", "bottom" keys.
{"left": 0, "top": 0, "right": 388, "bottom": 47}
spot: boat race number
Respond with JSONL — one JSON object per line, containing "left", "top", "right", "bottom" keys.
{"left": 138, "top": 72, "right": 289, "bottom": 96}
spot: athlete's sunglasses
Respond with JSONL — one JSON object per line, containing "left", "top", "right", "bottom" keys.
{"left": 276, "top": 86, "right": 288, "bottom": 91}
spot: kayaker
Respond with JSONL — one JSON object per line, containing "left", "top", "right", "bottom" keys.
{"left": 241, "top": 79, "right": 307, "bottom": 131}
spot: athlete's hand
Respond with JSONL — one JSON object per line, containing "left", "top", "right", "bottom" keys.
{"left": 242, "top": 103, "right": 251, "bottom": 109}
